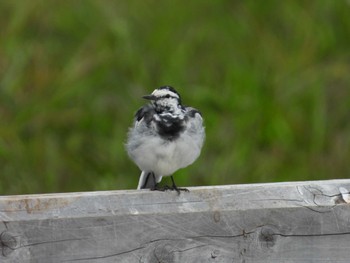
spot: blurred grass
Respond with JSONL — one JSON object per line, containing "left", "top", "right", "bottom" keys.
{"left": 0, "top": 0, "right": 350, "bottom": 194}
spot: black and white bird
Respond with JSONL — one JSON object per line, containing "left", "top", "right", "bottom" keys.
{"left": 126, "top": 86, "right": 205, "bottom": 193}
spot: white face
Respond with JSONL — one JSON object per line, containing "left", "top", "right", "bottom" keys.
{"left": 151, "top": 89, "right": 180, "bottom": 100}
{"left": 151, "top": 88, "right": 182, "bottom": 112}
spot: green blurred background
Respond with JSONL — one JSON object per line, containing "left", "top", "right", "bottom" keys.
{"left": 1, "top": 1, "right": 349, "bottom": 195}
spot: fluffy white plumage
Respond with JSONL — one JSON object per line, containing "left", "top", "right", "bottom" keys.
{"left": 126, "top": 86, "right": 205, "bottom": 191}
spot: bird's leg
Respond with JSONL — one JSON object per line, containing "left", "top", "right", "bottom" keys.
{"left": 150, "top": 173, "right": 170, "bottom": 191}
{"left": 170, "top": 176, "right": 189, "bottom": 195}
{"left": 141, "top": 172, "right": 155, "bottom": 189}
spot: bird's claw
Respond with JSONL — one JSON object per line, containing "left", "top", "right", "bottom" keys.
{"left": 150, "top": 183, "right": 189, "bottom": 195}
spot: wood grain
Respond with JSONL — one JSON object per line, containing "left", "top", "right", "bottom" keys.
{"left": 1, "top": 179, "right": 350, "bottom": 262}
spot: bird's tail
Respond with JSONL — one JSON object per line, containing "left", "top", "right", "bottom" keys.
{"left": 137, "top": 171, "right": 156, "bottom": 189}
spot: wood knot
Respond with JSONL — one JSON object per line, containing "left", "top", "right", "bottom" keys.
{"left": 141, "top": 242, "right": 175, "bottom": 263}
{"left": 213, "top": 211, "right": 220, "bottom": 223}
{"left": 258, "top": 227, "right": 276, "bottom": 248}
{"left": 211, "top": 249, "right": 220, "bottom": 258}
{"left": 0, "top": 231, "right": 17, "bottom": 257}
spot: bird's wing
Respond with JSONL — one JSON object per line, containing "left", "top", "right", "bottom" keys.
{"left": 137, "top": 171, "right": 148, "bottom": 189}
{"left": 184, "top": 106, "right": 203, "bottom": 120}
{"left": 137, "top": 171, "right": 159, "bottom": 189}
{"left": 134, "top": 104, "right": 155, "bottom": 126}
{"left": 184, "top": 106, "right": 205, "bottom": 145}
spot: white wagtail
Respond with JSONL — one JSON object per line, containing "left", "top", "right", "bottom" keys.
{"left": 126, "top": 86, "right": 205, "bottom": 193}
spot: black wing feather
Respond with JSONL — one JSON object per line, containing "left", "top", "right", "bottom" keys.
{"left": 135, "top": 105, "right": 155, "bottom": 124}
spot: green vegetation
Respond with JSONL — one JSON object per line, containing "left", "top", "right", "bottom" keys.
{"left": 1, "top": 1, "right": 350, "bottom": 195}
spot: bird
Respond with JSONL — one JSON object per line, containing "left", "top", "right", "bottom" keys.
{"left": 126, "top": 86, "right": 205, "bottom": 193}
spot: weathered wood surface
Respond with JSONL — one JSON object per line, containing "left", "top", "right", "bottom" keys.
{"left": 1, "top": 179, "right": 350, "bottom": 262}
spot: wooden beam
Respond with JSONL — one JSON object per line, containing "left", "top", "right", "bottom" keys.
{"left": 1, "top": 179, "right": 350, "bottom": 262}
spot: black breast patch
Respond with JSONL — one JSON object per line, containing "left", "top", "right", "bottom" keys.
{"left": 156, "top": 115, "right": 185, "bottom": 140}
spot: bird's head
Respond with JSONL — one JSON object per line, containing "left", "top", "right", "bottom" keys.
{"left": 143, "top": 86, "right": 182, "bottom": 113}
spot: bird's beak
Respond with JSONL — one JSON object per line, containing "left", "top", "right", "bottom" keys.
{"left": 142, "top": 94, "right": 157, "bottom": 100}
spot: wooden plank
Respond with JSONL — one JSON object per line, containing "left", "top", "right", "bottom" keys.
{"left": 0, "top": 179, "right": 350, "bottom": 262}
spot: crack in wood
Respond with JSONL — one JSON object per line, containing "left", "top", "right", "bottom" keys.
{"left": 171, "top": 244, "right": 207, "bottom": 253}
{"left": 21, "top": 237, "right": 86, "bottom": 248}
{"left": 63, "top": 245, "right": 146, "bottom": 262}
{"left": 272, "top": 231, "right": 350, "bottom": 238}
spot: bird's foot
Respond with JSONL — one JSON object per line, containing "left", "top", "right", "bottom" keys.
{"left": 171, "top": 185, "right": 189, "bottom": 195}
{"left": 150, "top": 184, "right": 171, "bottom": 192}
{"left": 150, "top": 183, "right": 189, "bottom": 195}
{"left": 170, "top": 175, "right": 189, "bottom": 195}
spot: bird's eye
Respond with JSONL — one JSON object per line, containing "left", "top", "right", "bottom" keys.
{"left": 165, "top": 95, "right": 170, "bottom": 98}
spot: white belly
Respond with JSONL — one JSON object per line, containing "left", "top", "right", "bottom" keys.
{"left": 129, "top": 132, "right": 202, "bottom": 177}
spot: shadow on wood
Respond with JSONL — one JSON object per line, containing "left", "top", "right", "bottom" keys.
{"left": 1, "top": 179, "right": 350, "bottom": 262}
